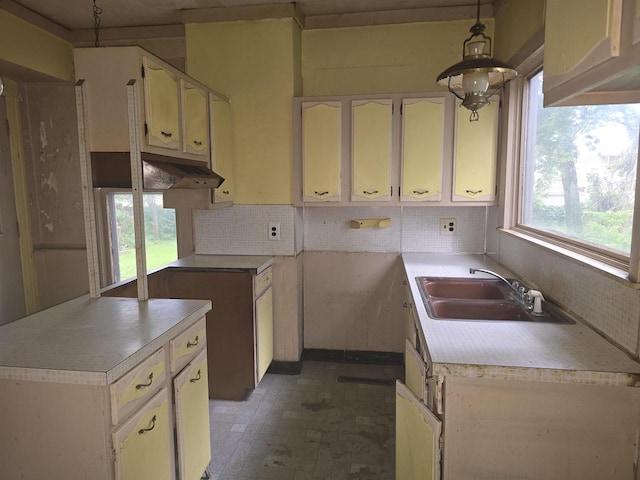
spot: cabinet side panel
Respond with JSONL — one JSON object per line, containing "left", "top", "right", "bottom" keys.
{"left": 0, "top": 379, "right": 110, "bottom": 479}
{"left": 444, "top": 377, "right": 640, "bottom": 480}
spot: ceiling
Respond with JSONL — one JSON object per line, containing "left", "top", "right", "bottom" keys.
{"left": 12, "top": 0, "right": 495, "bottom": 31}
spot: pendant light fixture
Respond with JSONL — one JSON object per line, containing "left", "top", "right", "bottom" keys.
{"left": 436, "top": 0, "right": 517, "bottom": 121}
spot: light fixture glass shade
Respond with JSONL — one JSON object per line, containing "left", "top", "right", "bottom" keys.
{"left": 462, "top": 70, "right": 489, "bottom": 95}
{"left": 0, "top": 77, "right": 4, "bottom": 97}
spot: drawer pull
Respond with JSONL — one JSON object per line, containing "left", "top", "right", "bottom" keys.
{"left": 135, "top": 372, "right": 154, "bottom": 390}
{"left": 193, "top": 140, "right": 203, "bottom": 146}
{"left": 466, "top": 189, "right": 483, "bottom": 195}
{"left": 189, "top": 369, "right": 202, "bottom": 383}
{"left": 187, "top": 335, "right": 199, "bottom": 348}
{"left": 314, "top": 190, "right": 329, "bottom": 196}
{"left": 363, "top": 189, "right": 379, "bottom": 195}
{"left": 413, "top": 189, "right": 429, "bottom": 194}
{"left": 138, "top": 415, "right": 157, "bottom": 435}
{"left": 160, "top": 131, "right": 173, "bottom": 138}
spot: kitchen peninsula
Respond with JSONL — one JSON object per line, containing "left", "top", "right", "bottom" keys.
{"left": 0, "top": 294, "right": 211, "bottom": 479}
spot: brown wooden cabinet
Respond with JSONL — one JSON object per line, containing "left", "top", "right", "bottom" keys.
{"left": 105, "top": 266, "right": 273, "bottom": 400}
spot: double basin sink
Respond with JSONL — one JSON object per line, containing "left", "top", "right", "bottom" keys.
{"left": 416, "top": 277, "right": 574, "bottom": 323}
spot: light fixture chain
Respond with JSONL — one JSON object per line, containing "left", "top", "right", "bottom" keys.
{"left": 93, "top": 0, "right": 102, "bottom": 47}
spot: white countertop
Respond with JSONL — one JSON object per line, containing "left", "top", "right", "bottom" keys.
{"left": 167, "top": 254, "right": 273, "bottom": 274}
{"left": 0, "top": 296, "right": 211, "bottom": 386}
{"left": 403, "top": 253, "right": 640, "bottom": 386}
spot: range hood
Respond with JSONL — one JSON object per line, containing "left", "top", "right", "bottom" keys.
{"left": 90, "top": 152, "right": 225, "bottom": 190}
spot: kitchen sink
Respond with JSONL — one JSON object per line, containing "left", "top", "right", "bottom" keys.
{"left": 416, "top": 277, "right": 574, "bottom": 324}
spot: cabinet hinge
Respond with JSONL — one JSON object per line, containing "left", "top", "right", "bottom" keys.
{"left": 400, "top": 103, "right": 403, "bottom": 115}
{"left": 439, "top": 435, "right": 444, "bottom": 451}
{"left": 398, "top": 186, "right": 400, "bottom": 197}
{"left": 392, "top": 104, "right": 395, "bottom": 114}
{"left": 390, "top": 186, "right": 393, "bottom": 197}
{"left": 111, "top": 448, "right": 117, "bottom": 463}
{"left": 141, "top": 65, "right": 145, "bottom": 78}
{"left": 144, "top": 122, "right": 148, "bottom": 136}
{"left": 16, "top": 221, "right": 20, "bottom": 238}
{"left": 5, "top": 119, "right": 9, "bottom": 136}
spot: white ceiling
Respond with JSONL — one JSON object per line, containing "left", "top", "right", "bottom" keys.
{"left": 12, "top": 0, "right": 495, "bottom": 31}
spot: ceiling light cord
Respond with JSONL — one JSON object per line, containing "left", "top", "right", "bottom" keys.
{"left": 93, "top": 0, "right": 102, "bottom": 47}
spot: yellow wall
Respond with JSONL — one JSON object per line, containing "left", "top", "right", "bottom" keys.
{"left": 186, "top": 19, "right": 301, "bottom": 205}
{"left": 0, "top": 10, "right": 73, "bottom": 82}
{"left": 494, "top": 0, "right": 545, "bottom": 63}
{"left": 302, "top": 19, "right": 494, "bottom": 96}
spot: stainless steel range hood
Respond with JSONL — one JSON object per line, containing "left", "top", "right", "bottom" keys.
{"left": 91, "top": 152, "right": 225, "bottom": 190}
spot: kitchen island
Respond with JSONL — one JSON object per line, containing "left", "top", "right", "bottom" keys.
{"left": 399, "top": 253, "right": 640, "bottom": 480}
{"left": 0, "top": 295, "right": 212, "bottom": 479}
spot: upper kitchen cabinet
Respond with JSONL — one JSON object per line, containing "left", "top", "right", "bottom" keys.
{"left": 543, "top": 0, "right": 640, "bottom": 106}
{"left": 74, "top": 46, "right": 220, "bottom": 165}
{"left": 351, "top": 99, "right": 393, "bottom": 202}
{"left": 182, "top": 81, "right": 209, "bottom": 157}
{"left": 452, "top": 98, "right": 499, "bottom": 202}
{"left": 210, "top": 94, "right": 235, "bottom": 204}
{"left": 301, "top": 101, "right": 342, "bottom": 203}
{"left": 400, "top": 98, "right": 444, "bottom": 203}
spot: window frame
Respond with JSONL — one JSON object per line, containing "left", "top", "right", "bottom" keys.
{"left": 504, "top": 47, "right": 640, "bottom": 282}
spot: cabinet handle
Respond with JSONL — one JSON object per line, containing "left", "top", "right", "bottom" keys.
{"left": 138, "top": 415, "right": 157, "bottom": 435}
{"left": 189, "top": 369, "right": 202, "bottom": 383}
{"left": 193, "top": 140, "right": 203, "bottom": 146}
{"left": 314, "top": 191, "right": 329, "bottom": 196}
{"left": 160, "top": 131, "right": 173, "bottom": 138}
{"left": 222, "top": 190, "right": 230, "bottom": 195}
{"left": 187, "top": 335, "right": 199, "bottom": 348}
{"left": 363, "top": 190, "right": 379, "bottom": 195}
{"left": 466, "top": 189, "right": 483, "bottom": 195}
{"left": 135, "top": 372, "right": 154, "bottom": 390}
{"left": 413, "top": 189, "right": 429, "bottom": 195}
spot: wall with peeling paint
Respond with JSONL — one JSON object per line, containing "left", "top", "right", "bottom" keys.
{"left": 19, "top": 83, "right": 88, "bottom": 308}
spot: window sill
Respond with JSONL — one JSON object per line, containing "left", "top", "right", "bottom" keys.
{"left": 499, "top": 228, "right": 639, "bottom": 288}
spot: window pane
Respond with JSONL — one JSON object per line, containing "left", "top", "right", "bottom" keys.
{"left": 521, "top": 71, "right": 640, "bottom": 255}
{"left": 110, "top": 192, "right": 177, "bottom": 282}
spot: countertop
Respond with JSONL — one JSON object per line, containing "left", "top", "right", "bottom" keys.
{"left": 167, "top": 254, "right": 273, "bottom": 274}
{"left": 0, "top": 295, "right": 211, "bottom": 386}
{"left": 403, "top": 253, "right": 640, "bottom": 386}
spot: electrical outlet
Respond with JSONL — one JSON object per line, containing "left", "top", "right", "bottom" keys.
{"left": 268, "top": 222, "right": 281, "bottom": 241}
{"left": 440, "top": 218, "right": 457, "bottom": 236}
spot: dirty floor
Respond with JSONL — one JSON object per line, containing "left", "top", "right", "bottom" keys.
{"left": 207, "top": 361, "right": 402, "bottom": 480}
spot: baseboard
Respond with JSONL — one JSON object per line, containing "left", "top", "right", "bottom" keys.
{"left": 302, "top": 348, "right": 403, "bottom": 365}
{"left": 267, "top": 359, "right": 303, "bottom": 375}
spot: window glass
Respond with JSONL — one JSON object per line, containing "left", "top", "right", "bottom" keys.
{"left": 521, "top": 71, "right": 640, "bottom": 255}
{"left": 109, "top": 192, "right": 177, "bottom": 282}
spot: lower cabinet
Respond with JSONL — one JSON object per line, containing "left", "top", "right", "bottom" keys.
{"left": 0, "top": 316, "right": 210, "bottom": 480}
{"left": 255, "top": 285, "right": 274, "bottom": 384}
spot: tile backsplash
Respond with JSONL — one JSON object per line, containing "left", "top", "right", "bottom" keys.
{"left": 194, "top": 204, "right": 487, "bottom": 255}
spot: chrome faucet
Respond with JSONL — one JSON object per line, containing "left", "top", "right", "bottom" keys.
{"left": 469, "top": 267, "right": 531, "bottom": 307}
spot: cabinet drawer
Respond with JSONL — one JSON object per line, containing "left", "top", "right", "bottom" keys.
{"left": 112, "top": 388, "right": 173, "bottom": 480}
{"left": 110, "top": 348, "right": 166, "bottom": 425}
{"left": 170, "top": 317, "right": 206, "bottom": 373}
{"left": 254, "top": 267, "right": 273, "bottom": 296}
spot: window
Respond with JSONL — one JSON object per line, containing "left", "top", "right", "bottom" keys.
{"left": 108, "top": 192, "right": 177, "bottom": 282}
{"left": 519, "top": 70, "right": 640, "bottom": 261}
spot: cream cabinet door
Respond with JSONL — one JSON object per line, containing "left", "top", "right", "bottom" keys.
{"left": 255, "top": 286, "right": 273, "bottom": 384}
{"left": 351, "top": 99, "right": 393, "bottom": 201}
{"left": 452, "top": 98, "right": 499, "bottom": 202}
{"left": 405, "top": 340, "right": 426, "bottom": 402}
{"left": 401, "top": 98, "right": 444, "bottom": 202}
{"left": 211, "top": 95, "right": 235, "bottom": 203}
{"left": 182, "top": 82, "right": 208, "bottom": 157}
{"left": 113, "top": 388, "right": 174, "bottom": 480}
{"left": 174, "top": 349, "right": 211, "bottom": 480}
{"left": 396, "top": 380, "right": 442, "bottom": 480}
{"left": 302, "top": 101, "right": 342, "bottom": 202}
{"left": 143, "top": 57, "right": 181, "bottom": 151}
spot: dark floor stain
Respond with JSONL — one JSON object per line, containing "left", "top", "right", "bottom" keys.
{"left": 271, "top": 459, "right": 286, "bottom": 466}
{"left": 348, "top": 466, "right": 377, "bottom": 479}
{"left": 357, "top": 429, "right": 391, "bottom": 447}
{"left": 302, "top": 399, "right": 336, "bottom": 411}
{"left": 272, "top": 445, "right": 292, "bottom": 457}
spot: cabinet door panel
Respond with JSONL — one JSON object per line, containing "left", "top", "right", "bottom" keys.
{"left": 453, "top": 99, "right": 498, "bottom": 202}
{"left": 303, "top": 102, "right": 342, "bottom": 202}
{"left": 395, "top": 380, "right": 442, "bottom": 480}
{"left": 183, "top": 83, "right": 208, "bottom": 156}
{"left": 401, "top": 98, "right": 444, "bottom": 202}
{"left": 170, "top": 317, "right": 206, "bottom": 373}
{"left": 113, "top": 388, "right": 173, "bottom": 480}
{"left": 211, "top": 95, "right": 235, "bottom": 203}
{"left": 174, "top": 349, "right": 211, "bottom": 480}
{"left": 405, "top": 339, "right": 426, "bottom": 402}
{"left": 256, "top": 286, "right": 273, "bottom": 383}
{"left": 143, "top": 59, "right": 180, "bottom": 150}
{"left": 352, "top": 99, "right": 392, "bottom": 201}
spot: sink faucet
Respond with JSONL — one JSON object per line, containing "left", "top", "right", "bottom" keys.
{"left": 469, "top": 267, "right": 531, "bottom": 306}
